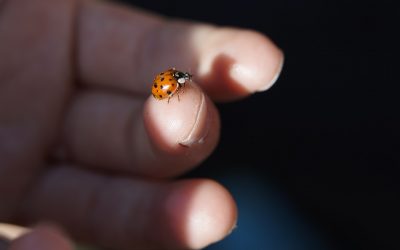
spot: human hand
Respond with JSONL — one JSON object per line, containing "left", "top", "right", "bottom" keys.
{"left": 0, "top": 0, "right": 283, "bottom": 249}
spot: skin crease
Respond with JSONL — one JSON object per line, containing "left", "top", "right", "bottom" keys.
{"left": 0, "top": 0, "right": 283, "bottom": 249}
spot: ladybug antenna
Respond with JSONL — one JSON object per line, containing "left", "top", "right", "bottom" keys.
{"left": 187, "top": 67, "right": 193, "bottom": 80}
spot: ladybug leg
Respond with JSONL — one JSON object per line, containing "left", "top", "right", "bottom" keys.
{"left": 178, "top": 82, "right": 185, "bottom": 98}
{"left": 168, "top": 96, "right": 171, "bottom": 103}
{"left": 177, "top": 93, "right": 180, "bottom": 102}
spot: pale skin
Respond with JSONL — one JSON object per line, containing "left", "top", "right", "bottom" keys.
{"left": 0, "top": 0, "right": 284, "bottom": 249}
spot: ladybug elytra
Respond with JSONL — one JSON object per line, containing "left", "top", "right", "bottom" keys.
{"left": 151, "top": 68, "right": 192, "bottom": 102}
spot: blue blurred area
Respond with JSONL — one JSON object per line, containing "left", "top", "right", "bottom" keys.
{"left": 206, "top": 170, "right": 329, "bottom": 250}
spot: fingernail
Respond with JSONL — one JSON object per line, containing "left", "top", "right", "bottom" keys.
{"left": 179, "top": 92, "right": 210, "bottom": 146}
{"left": 228, "top": 223, "right": 238, "bottom": 235}
{"left": 257, "top": 51, "right": 284, "bottom": 92}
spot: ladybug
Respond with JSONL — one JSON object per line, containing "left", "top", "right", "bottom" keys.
{"left": 152, "top": 68, "right": 192, "bottom": 102}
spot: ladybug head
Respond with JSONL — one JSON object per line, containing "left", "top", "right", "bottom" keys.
{"left": 184, "top": 72, "right": 193, "bottom": 80}
{"left": 174, "top": 71, "right": 192, "bottom": 86}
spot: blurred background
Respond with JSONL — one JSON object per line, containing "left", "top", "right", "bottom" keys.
{"left": 120, "top": 0, "right": 399, "bottom": 249}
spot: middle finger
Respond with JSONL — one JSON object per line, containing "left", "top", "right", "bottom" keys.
{"left": 62, "top": 83, "right": 219, "bottom": 178}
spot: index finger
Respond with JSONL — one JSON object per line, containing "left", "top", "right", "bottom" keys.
{"left": 78, "top": 0, "right": 284, "bottom": 101}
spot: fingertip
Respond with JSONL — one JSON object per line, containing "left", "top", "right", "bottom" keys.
{"left": 230, "top": 30, "right": 284, "bottom": 93}
{"left": 143, "top": 81, "right": 219, "bottom": 154}
{"left": 194, "top": 28, "right": 284, "bottom": 101}
{"left": 166, "top": 179, "right": 238, "bottom": 249}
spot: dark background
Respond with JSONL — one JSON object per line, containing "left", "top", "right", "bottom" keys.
{"left": 120, "top": 0, "right": 399, "bottom": 249}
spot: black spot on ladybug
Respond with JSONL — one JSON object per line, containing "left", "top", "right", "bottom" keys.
{"left": 153, "top": 84, "right": 157, "bottom": 88}
{"left": 160, "top": 77, "right": 165, "bottom": 81}
{"left": 160, "top": 85, "right": 163, "bottom": 89}
{"left": 169, "top": 78, "right": 173, "bottom": 81}
{"left": 159, "top": 94, "right": 162, "bottom": 98}
{"left": 172, "top": 83, "right": 175, "bottom": 86}
{"left": 167, "top": 90, "right": 172, "bottom": 95}
{"left": 160, "top": 72, "right": 164, "bottom": 75}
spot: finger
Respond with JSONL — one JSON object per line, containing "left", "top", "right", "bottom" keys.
{"left": 0, "top": 0, "right": 74, "bottom": 218}
{"left": 8, "top": 225, "right": 73, "bottom": 250}
{"left": 78, "top": 0, "right": 284, "bottom": 101}
{"left": 63, "top": 82, "right": 219, "bottom": 177}
{"left": 21, "top": 167, "right": 237, "bottom": 250}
